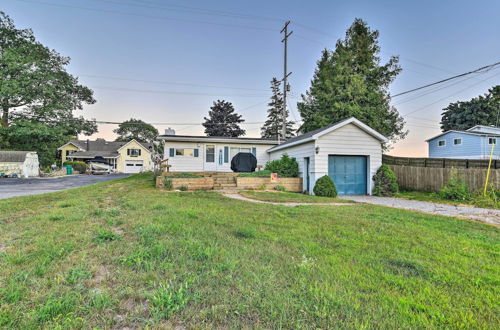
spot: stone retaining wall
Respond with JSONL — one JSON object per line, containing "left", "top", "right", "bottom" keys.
{"left": 156, "top": 176, "right": 214, "bottom": 190}
{"left": 236, "top": 177, "right": 303, "bottom": 192}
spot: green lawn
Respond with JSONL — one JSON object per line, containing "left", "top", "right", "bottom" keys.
{"left": 0, "top": 174, "right": 498, "bottom": 328}
{"left": 396, "top": 190, "right": 500, "bottom": 209}
{"left": 240, "top": 190, "right": 352, "bottom": 203}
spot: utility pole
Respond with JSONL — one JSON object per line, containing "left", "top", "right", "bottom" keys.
{"left": 281, "top": 20, "right": 292, "bottom": 141}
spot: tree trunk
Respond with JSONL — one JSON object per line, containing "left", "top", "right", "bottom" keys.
{"left": 1, "top": 104, "right": 8, "bottom": 127}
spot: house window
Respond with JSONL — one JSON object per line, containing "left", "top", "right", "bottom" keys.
{"left": 175, "top": 148, "right": 194, "bottom": 156}
{"left": 453, "top": 138, "right": 462, "bottom": 145}
{"left": 229, "top": 147, "right": 255, "bottom": 160}
{"left": 438, "top": 140, "right": 446, "bottom": 147}
{"left": 489, "top": 138, "right": 496, "bottom": 145}
{"left": 206, "top": 145, "right": 215, "bottom": 163}
{"left": 127, "top": 148, "right": 141, "bottom": 156}
{"left": 65, "top": 150, "right": 75, "bottom": 157}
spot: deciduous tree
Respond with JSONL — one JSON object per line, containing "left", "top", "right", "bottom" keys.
{"left": 114, "top": 118, "right": 159, "bottom": 143}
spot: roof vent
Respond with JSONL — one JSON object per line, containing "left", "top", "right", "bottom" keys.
{"left": 165, "top": 127, "right": 176, "bottom": 135}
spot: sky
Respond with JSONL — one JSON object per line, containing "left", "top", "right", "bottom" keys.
{"left": 3, "top": 0, "right": 500, "bottom": 157}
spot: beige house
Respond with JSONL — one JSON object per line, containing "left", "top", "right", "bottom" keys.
{"left": 0, "top": 151, "right": 39, "bottom": 178}
{"left": 58, "top": 139, "right": 153, "bottom": 173}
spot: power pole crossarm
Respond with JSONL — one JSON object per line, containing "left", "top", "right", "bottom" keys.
{"left": 281, "top": 20, "right": 293, "bottom": 142}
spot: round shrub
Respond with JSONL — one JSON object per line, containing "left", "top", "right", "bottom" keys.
{"left": 313, "top": 175, "right": 337, "bottom": 197}
{"left": 264, "top": 154, "right": 299, "bottom": 177}
{"left": 372, "top": 164, "right": 399, "bottom": 196}
{"left": 438, "top": 177, "right": 470, "bottom": 201}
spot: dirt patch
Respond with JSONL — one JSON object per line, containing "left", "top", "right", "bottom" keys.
{"left": 0, "top": 244, "right": 8, "bottom": 253}
{"left": 113, "top": 227, "right": 124, "bottom": 235}
{"left": 91, "top": 265, "right": 110, "bottom": 284}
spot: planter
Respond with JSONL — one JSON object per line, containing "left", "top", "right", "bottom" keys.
{"left": 156, "top": 176, "right": 214, "bottom": 190}
{"left": 236, "top": 177, "right": 302, "bottom": 192}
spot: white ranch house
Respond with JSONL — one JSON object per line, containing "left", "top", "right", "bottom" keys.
{"left": 159, "top": 117, "right": 387, "bottom": 195}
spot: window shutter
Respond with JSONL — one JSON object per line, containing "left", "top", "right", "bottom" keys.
{"left": 194, "top": 149, "right": 199, "bottom": 157}
{"left": 251, "top": 147, "right": 257, "bottom": 156}
{"left": 224, "top": 146, "right": 229, "bottom": 163}
{"left": 169, "top": 148, "right": 175, "bottom": 157}
{"left": 127, "top": 149, "right": 130, "bottom": 156}
{"left": 138, "top": 149, "right": 141, "bottom": 156}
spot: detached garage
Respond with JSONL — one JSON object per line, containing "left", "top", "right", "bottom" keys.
{"left": 267, "top": 117, "right": 388, "bottom": 195}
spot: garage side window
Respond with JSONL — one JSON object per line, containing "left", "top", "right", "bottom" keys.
{"left": 127, "top": 148, "right": 141, "bottom": 156}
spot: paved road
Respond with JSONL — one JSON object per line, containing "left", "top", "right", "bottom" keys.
{"left": 0, "top": 174, "right": 130, "bottom": 200}
{"left": 339, "top": 195, "right": 500, "bottom": 225}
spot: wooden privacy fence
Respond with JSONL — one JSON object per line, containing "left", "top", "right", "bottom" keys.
{"left": 383, "top": 154, "right": 500, "bottom": 169}
{"left": 388, "top": 165, "right": 499, "bottom": 192}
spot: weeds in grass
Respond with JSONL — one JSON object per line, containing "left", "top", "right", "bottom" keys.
{"left": 34, "top": 292, "right": 81, "bottom": 323}
{"left": 148, "top": 280, "right": 191, "bottom": 319}
{"left": 59, "top": 202, "right": 73, "bottom": 208}
{"left": 86, "top": 292, "right": 115, "bottom": 310}
{"left": 66, "top": 267, "right": 92, "bottom": 285}
{"left": 234, "top": 226, "right": 257, "bottom": 239}
{"left": 48, "top": 215, "right": 64, "bottom": 221}
{"left": 93, "top": 230, "right": 121, "bottom": 243}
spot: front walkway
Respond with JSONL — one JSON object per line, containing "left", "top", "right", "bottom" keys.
{"left": 223, "top": 193, "right": 350, "bottom": 207}
{"left": 339, "top": 195, "right": 500, "bottom": 225}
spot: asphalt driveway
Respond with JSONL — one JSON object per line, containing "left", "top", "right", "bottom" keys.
{"left": 0, "top": 174, "right": 130, "bottom": 200}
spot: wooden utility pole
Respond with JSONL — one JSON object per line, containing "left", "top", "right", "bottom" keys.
{"left": 280, "top": 21, "right": 292, "bottom": 141}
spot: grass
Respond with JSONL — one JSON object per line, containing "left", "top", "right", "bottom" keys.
{"left": 238, "top": 170, "right": 272, "bottom": 177}
{"left": 240, "top": 190, "right": 353, "bottom": 203}
{"left": 396, "top": 190, "right": 500, "bottom": 209}
{"left": 164, "top": 173, "right": 203, "bottom": 178}
{"left": 0, "top": 173, "right": 498, "bottom": 328}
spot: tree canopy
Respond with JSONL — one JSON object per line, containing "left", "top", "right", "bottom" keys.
{"left": 0, "top": 11, "right": 97, "bottom": 166}
{"left": 203, "top": 100, "right": 245, "bottom": 137}
{"left": 114, "top": 118, "right": 159, "bottom": 143}
{"left": 261, "top": 77, "right": 295, "bottom": 139}
{"left": 440, "top": 85, "right": 500, "bottom": 131}
{"left": 297, "top": 18, "right": 406, "bottom": 145}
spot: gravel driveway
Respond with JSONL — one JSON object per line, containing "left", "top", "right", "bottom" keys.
{"left": 339, "top": 195, "right": 500, "bottom": 225}
{"left": 0, "top": 174, "right": 130, "bottom": 200}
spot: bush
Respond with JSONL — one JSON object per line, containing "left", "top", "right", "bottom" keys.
{"left": 63, "top": 161, "right": 87, "bottom": 173}
{"left": 238, "top": 170, "right": 272, "bottom": 177}
{"left": 178, "top": 185, "right": 188, "bottom": 191}
{"left": 274, "top": 185, "right": 287, "bottom": 192}
{"left": 438, "top": 177, "right": 471, "bottom": 201}
{"left": 264, "top": 154, "right": 299, "bottom": 177}
{"left": 372, "top": 165, "right": 399, "bottom": 196}
{"left": 313, "top": 175, "right": 337, "bottom": 197}
{"left": 163, "top": 178, "right": 173, "bottom": 190}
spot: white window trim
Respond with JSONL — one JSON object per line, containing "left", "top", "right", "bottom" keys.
{"left": 453, "top": 138, "right": 462, "bottom": 146}
{"left": 437, "top": 140, "right": 446, "bottom": 147}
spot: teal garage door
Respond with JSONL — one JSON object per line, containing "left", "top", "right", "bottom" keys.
{"left": 328, "top": 156, "right": 367, "bottom": 195}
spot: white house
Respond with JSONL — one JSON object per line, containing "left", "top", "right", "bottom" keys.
{"left": 0, "top": 151, "right": 40, "bottom": 178}
{"left": 158, "top": 117, "right": 387, "bottom": 195}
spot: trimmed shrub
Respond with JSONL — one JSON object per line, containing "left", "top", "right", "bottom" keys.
{"left": 438, "top": 177, "right": 471, "bottom": 201}
{"left": 313, "top": 175, "right": 337, "bottom": 197}
{"left": 63, "top": 161, "right": 87, "bottom": 173}
{"left": 264, "top": 154, "right": 299, "bottom": 177}
{"left": 372, "top": 165, "right": 399, "bottom": 196}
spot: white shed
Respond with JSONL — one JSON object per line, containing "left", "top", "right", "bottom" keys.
{"left": 268, "top": 117, "right": 387, "bottom": 195}
{"left": 0, "top": 151, "right": 40, "bottom": 178}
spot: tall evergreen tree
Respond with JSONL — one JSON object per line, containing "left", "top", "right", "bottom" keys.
{"left": 297, "top": 18, "right": 406, "bottom": 145}
{"left": 203, "top": 100, "right": 245, "bottom": 137}
{"left": 261, "top": 77, "right": 295, "bottom": 139}
{"left": 440, "top": 86, "right": 500, "bottom": 131}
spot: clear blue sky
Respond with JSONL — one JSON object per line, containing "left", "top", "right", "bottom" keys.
{"left": 3, "top": 0, "right": 500, "bottom": 156}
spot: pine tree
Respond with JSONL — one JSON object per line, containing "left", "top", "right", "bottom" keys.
{"left": 261, "top": 77, "right": 295, "bottom": 139}
{"left": 203, "top": 100, "right": 245, "bottom": 137}
{"left": 297, "top": 18, "right": 406, "bottom": 144}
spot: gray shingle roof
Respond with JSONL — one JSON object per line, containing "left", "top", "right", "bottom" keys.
{"left": 0, "top": 151, "right": 33, "bottom": 162}
{"left": 66, "top": 139, "right": 153, "bottom": 153}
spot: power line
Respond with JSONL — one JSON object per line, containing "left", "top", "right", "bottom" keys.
{"left": 92, "top": 86, "right": 269, "bottom": 98}
{"left": 96, "top": 120, "right": 264, "bottom": 126}
{"left": 392, "top": 62, "right": 500, "bottom": 97}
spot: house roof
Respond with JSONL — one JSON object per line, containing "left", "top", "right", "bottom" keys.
{"left": 0, "top": 151, "right": 35, "bottom": 162}
{"left": 67, "top": 151, "right": 120, "bottom": 159}
{"left": 59, "top": 139, "right": 153, "bottom": 153}
{"left": 425, "top": 129, "right": 500, "bottom": 142}
{"left": 158, "top": 135, "right": 280, "bottom": 145}
{"left": 268, "top": 117, "right": 388, "bottom": 152}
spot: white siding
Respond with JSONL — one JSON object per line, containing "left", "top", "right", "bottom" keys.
{"left": 268, "top": 141, "right": 316, "bottom": 192}
{"left": 314, "top": 123, "right": 382, "bottom": 194}
{"left": 164, "top": 141, "right": 274, "bottom": 172}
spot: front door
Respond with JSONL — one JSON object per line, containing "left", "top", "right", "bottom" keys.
{"left": 328, "top": 155, "right": 367, "bottom": 195}
{"left": 304, "top": 157, "right": 310, "bottom": 192}
{"left": 204, "top": 144, "right": 216, "bottom": 171}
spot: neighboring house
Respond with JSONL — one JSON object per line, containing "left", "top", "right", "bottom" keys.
{"left": 58, "top": 139, "right": 153, "bottom": 173}
{"left": 0, "top": 151, "right": 39, "bottom": 178}
{"left": 427, "top": 125, "right": 500, "bottom": 159}
{"left": 158, "top": 117, "right": 387, "bottom": 195}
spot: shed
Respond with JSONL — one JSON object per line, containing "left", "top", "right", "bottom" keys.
{"left": 267, "top": 118, "right": 388, "bottom": 195}
{"left": 0, "top": 151, "right": 40, "bottom": 178}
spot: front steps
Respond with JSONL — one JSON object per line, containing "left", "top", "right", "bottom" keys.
{"left": 213, "top": 173, "right": 238, "bottom": 190}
